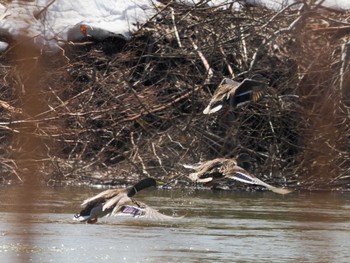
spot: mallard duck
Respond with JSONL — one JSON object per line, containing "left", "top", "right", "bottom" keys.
{"left": 73, "top": 178, "right": 175, "bottom": 223}
{"left": 184, "top": 158, "right": 291, "bottom": 194}
{"left": 203, "top": 78, "right": 266, "bottom": 114}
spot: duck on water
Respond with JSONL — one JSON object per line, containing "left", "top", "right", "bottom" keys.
{"left": 74, "top": 178, "right": 177, "bottom": 223}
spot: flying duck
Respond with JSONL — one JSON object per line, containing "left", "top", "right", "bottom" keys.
{"left": 203, "top": 78, "right": 266, "bottom": 114}
{"left": 73, "top": 178, "right": 176, "bottom": 223}
{"left": 184, "top": 158, "right": 291, "bottom": 194}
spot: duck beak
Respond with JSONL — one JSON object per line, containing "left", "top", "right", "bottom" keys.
{"left": 155, "top": 180, "right": 165, "bottom": 186}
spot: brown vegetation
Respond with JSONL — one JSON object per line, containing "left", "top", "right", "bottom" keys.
{"left": 0, "top": 1, "right": 349, "bottom": 191}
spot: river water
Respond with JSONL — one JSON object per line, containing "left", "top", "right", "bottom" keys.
{"left": 0, "top": 186, "right": 349, "bottom": 262}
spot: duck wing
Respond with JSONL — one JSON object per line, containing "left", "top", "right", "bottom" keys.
{"left": 188, "top": 172, "right": 214, "bottom": 183}
{"left": 141, "top": 205, "right": 178, "bottom": 220}
{"left": 103, "top": 194, "right": 130, "bottom": 212}
{"left": 203, "top": 80, "right": 240, "bottom": 114}
{"left": 184, "top": 162, "right": 214, "bottom": 182}
{"left": 81, "top": 188, "right": 125, "bottom": 207}
{"left": 231, "top": 79, "right": 266, "bottom": 108}
{"left": 185, "top": 158, "right": 229, "bottom": 182}
{"left": 114, "top": 200, "right": 178, "bottom": 220}
{"left": 229, "top": 171, "right": 291, "bottom": 195}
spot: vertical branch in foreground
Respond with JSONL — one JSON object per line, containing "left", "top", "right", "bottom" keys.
{"left": 296, "top": 44, "right": 344, "bottom": 189}
{"left": 11, "top": 43, "right": 46, "bottom": 262}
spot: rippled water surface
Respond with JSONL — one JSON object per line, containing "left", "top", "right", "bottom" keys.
{"left": 0, "top": 186, "right": 349, "bottom": 262}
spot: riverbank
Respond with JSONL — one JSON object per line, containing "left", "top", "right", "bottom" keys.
{"left": 1, "top": 2, "right": 349, "bottom": 191}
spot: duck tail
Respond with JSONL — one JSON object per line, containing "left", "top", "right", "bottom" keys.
{"left": 127, "top": 178, "right": 157, "bottom": 197}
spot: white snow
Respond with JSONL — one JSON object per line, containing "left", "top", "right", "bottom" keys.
{"left": 321, "top": 0, "right": 350, "bottom": 10}
{"left": 248, "top": 0, "right": 350, "bottom": 10}
{"left": 0, "top": 0, "right": 349, "bottom": 53}
{"left": 0, "top": 0, "right": 160, "bottom": 52}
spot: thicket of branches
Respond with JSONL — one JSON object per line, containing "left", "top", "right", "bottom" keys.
{"left": 0, "top": 1, "right": 349, "bottom": 190}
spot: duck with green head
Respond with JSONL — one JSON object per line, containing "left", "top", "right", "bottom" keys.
{"left": 73, "top": 178, "right": 176, "bottom": 223}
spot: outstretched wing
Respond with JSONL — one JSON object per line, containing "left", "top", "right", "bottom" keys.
{"left": 81, "top": 189, "right": 124, "bottom": 207}
{"left": 230, "top": 171, "right": 291, "bottom": 195}
{"left": 115, "top": 204, "right": 178, "bottom": 221}
{"left": 232, "top": 79, "right": 266, "bottom": 108}
{"left": 142, "top": 206, "right": 179, "bottom": 220}
{"left": 230, "top": 171, "right": 262, "bottom": 185}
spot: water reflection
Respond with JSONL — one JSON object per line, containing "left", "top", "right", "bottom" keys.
{"left": 0, "top": 186, "right": 349, "bottom": 262}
